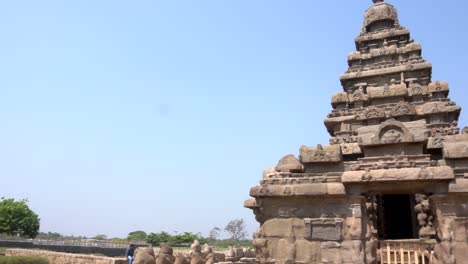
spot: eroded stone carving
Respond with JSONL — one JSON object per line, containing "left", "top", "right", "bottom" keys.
{"left": 299, "top": 144, "right": 342, "bottom": 163}
{"left": 358, "top": 106, "right": 385, "bottom": 121}
{"left": 390, "top": 102, "right": 416, "bottom": 117}
{"left": 365, "top": 195, "right": 379, "bottom": 240}
{"left": 414, "top": 194, "right": 436, "bottom": 239}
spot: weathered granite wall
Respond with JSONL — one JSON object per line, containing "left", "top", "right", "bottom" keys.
{"left": 6, "top": 248, "right": 127, "bottom": 264}
{"left": 431, "top": 195, "right": 468, "bottom": 264}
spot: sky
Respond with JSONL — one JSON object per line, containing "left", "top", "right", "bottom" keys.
{"left": 1, "top": 0, "right": 468, "bottom": 239}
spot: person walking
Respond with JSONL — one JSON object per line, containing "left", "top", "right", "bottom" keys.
{"left": 126, "top": 243, "right": 136, "bottom": 264}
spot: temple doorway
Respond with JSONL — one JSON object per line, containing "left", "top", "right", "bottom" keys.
{"left": 378, "top": 194, "right": 418, "bottom": 240}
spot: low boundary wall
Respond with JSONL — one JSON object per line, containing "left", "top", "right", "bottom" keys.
{"left": 0, "top": 240, "right": 126, "bottom": 257}
{"left": 6, "top": 249, "right": 126, "bottom": 264}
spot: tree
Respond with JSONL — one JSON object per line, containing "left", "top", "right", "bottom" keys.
{"left": 127, "top": 230, "right": 147, "bottom": 241}
{"left": 172, "top": 232, "right": 206, "bottom": 245}
{"left": 208, "top": 227, "right": 221, "bottom": 241}
{"left": 93, "top": 234, "right": 108, "bottom": 240}
{"left": 224, "top": 219, "right": 247, "bottom": 241}
{"left": 145, "top": 231, "right": 207, "bottom": 246}
{"left": 0, "top": 198, "right": 40, "bottom": 238}
{"left": 146, "top": 231, "right": 172, "bottom": 245}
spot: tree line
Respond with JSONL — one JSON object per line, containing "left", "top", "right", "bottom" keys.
{"left": 0, "top": 198, "right": 251, "bottom": 248}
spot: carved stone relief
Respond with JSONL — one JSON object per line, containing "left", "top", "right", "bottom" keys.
{"left": 427, "top": 135, "right": 445, "bottom": 149}
{"left": 390, "top": 102, "right": 416, "bottom": 117}
{"left": 357, "top": 106, "right": 385, "bottom": 121}
{"left": 371, "top": 119, "right": 414, "bottom": 144}
{"left": 381, "top": 128, "right": 403, "bottom": 144}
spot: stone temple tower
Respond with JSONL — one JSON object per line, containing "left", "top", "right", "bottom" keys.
{"left": 245, "top": 1, "right": 468, "bottom": 263}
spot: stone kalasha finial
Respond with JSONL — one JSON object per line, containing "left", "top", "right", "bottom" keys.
{"left": 373, "top": 0, "right": 384, "bottom": 3}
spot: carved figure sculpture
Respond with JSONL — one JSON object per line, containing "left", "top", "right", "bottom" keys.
{"left": 190, "top": 240, "right": 202, "bottom": 253}
{"left": 155, "top": 243, "right": 175, "bottom": 264}
{"left": 133, "top": 247, "right": 156, "bottom": 264}
{"left": 414, "top": 194, "right": 435, "bottom": 239}
{"left": 381, "top": 129, "right": 403, "bottom": 144}
{"left": 174, "top": 253, "right": 188, "bottom": 264}
{"left": 190, "top": 252, "right": 205, "bottom": 264}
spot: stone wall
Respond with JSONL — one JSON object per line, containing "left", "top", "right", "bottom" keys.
{"left": 0, "top": 240, "right": 128, "bottom": 257}
{"left": 6, "top": 246, "right": 256, "bottom": 264}
{"left": 6, "top": 248, "right": 126, "bottom": 264}
{"left": 431, "top": 195, "right": 468, "bottom": 264}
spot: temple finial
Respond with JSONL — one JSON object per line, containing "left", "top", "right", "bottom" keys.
{"left": 373, "top": 0, "right": 384, "bottom": 3}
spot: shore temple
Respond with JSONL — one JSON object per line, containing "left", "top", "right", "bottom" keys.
{"left": 245, "top": 1, "right": 468, "bottom": 263}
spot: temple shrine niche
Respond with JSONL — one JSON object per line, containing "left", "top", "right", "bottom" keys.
{"left": 245, "top": 1, "right": 468, "bottom": 263}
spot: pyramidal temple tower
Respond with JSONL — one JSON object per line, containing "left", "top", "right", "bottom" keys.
{"left": 245, "top": 1, "right": 468, "bottom": 263}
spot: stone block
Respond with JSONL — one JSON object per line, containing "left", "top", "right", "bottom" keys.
{"left": 358, "top": 119, "right": 427, "bottom": 146}
{"left": 454, "top": 217, "right": 468, "bottom": 242}
{"left": 250, "top": 183, "right": 346, "bottom": 197}
{"left": 344, "top": 217, "right": 362, "bottom": 240}
{"left": 444, "top": 142, "right": 468, "bottom": 159}
{"left": 449, "top": 179, "right": 468, "bottom": 193}
{"left": 417, "top": 101, "right": 461, "bottom": 115}
{"left": 304, "top": 218, "right": 343, "bottom": 241}
{"left": 340, "top": 143, "right": 362, "bottom": 155}
{"left": 331, "top": 92, "right": 349, "bottom": 104}
{"left": 342, "top": 166, "right": 454, "bottom": 183}
{"left": 433, "top": 241, "right": 455, "bottom": 264}
{"left": 320, "top": 242, "right": 341, "bottom": 264}
{"left": 428, "top": 81, "right": 449, "bottom": 93}
{"left": 453, "top": 242, "right": 468, "bottom": 263}
{"left": 275, "top": 154, "right": 303, "bottom": 173}
{"left": 367, "top": 83, "right": 407, "bottom": 99}
{"left": 295, "top": 240, "right": 320, "bottom": 263}
{"left": 300, "top": 144, "right": 342, "bottom": 163}
{"left": 262, "top": 218, "right": 304, "bottom": 238}
{"left": 341, "top": 241, "right": 364, "bottom": 264}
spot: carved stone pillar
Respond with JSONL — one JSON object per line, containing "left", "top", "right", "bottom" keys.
{"left": 365, "top": 194, "right": 379, "bottom": 240}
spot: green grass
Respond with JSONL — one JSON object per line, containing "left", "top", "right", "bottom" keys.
{"left": 0, "top": 256, "right": 49, "bottom": 264}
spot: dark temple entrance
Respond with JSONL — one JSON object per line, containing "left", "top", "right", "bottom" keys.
{"left": 378, "top": 194, "right": 418, "bottom": 240}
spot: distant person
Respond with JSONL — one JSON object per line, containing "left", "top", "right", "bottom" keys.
{"left": 126, "top": 243, "right": 136, "bottom": 264}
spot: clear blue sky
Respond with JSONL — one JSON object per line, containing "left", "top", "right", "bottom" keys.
{"left": 1, "top": 0, "right": 467, "bottom": 239}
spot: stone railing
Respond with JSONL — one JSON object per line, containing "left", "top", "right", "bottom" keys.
{"left": 379, "top": 240, "right": 434, "bottom": 264}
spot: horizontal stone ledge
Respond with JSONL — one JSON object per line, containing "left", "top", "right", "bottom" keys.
{"left": 249, "top": 183, "right": 346, "bottom": 197}
{"left": 342, "top": 166, "right": 454, "bottom": 183}
{"left": 444, "top": 142, "right": 468, "bottom": 159}
{"left": 449, "top": 179, "right": 468, "bottom": 193}
{"left": 355, "top": 29, "right": 410, "bottom": 42}
{"left": 243, "top": 198, "right": 258, "bottom": 209}
{"left": 340, "top": 62, "right": 432, "bottom": 81}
